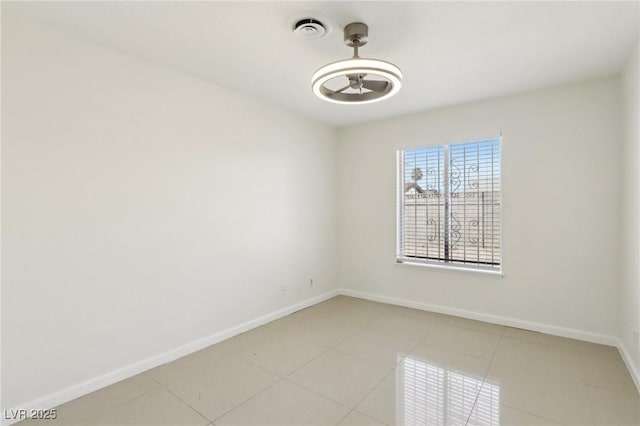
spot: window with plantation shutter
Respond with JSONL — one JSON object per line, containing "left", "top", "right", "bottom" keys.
{"left": 397, "top": 138, "right": 502, "bottom": 272}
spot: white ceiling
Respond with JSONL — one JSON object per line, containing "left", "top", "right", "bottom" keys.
{"left": 6, "top": 1, "right": 639, "bottom": 127}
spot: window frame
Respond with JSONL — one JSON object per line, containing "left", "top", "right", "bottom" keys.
{"left": 396, "top": 137, "right": 503, "bottom": 275}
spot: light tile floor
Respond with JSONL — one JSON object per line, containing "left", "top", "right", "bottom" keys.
{"left": 17, "top": 296, "right": 640, "bottom": 425}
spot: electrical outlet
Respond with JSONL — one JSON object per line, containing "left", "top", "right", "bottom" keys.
{"left": 280, "top": 285, "right": 287, "bottom": 296}
{"left": 309, "top": 278, "right": 314, "bottom": 287}
{"left": 634, "top": 331, "right": 639, "bottom": 345}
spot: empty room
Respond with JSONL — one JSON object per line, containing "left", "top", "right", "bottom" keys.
{"left": 2, "top": 1, "right": 639, "bottom": 425}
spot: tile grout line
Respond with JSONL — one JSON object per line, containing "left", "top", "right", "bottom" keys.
{"left": 276, "top": 377, "right": 353, "bottom": 417}
{"left": 351, "top": 408, "right": 392, "bottom": 426}
{"left": 201, "top": 305, "right": 387, "bottom": 422}
{"left": 278, "top": 309, "right": 386, "bottom": 378}
{"left": 345, "top": 367, "right": 396, "bottom": 426}
{"left": 334, "top": 317, "right": 447, "bottom": 425}
{"left": 144, "top": 372, "right": 212, "bottom": 425}
{"left": 577, "top": 340, "right": 599, "bottom": 425}
{"left": 499, "top": 402, "right": 570, "bottom": 425}
{"left": 210, "top": 377, "right": 288, "bottom": 424}
{"left": 215, "top": 324, "right": 333, "bottom": 379}
{"left": 163, "top": 325, "right": 362, "bottom": 424}
{"left": 276, "top": 311, "right": 397, "bottom": 419}
{"left": 335, "top": 409, "right": 353, "bottom": 425}
{"left": 584, "top": 383, "right": 600, "bottom": 426}
{"left": 464, "top": 324, "right": 506, "bottom": 425}
{"left": 143, "top": 336, "right": 292, "bottom": 424}
{"left": 329, "top": 312, "right": 386, "bottom": 348}
{"left": 280, "top": 345, "right": 333, "bottom": 377}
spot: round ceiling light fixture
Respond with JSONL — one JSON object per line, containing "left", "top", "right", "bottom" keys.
{"left": 311, "top": 22, "right": 402, "bottom": 105}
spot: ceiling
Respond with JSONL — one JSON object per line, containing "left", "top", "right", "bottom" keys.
{"left": 6, "top": 1, "right": 639, "bottom": 127}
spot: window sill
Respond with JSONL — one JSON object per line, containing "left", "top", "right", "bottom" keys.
{"left": 396, "top": 260, "right": 504, "bottom": 277}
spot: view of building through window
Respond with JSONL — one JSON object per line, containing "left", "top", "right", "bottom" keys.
{"left": 397, "top": 138, "right": 501, "bottom": 271}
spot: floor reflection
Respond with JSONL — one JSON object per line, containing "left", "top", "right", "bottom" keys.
{"left": 398, "top": 355, "right": 500, "bottom": 425}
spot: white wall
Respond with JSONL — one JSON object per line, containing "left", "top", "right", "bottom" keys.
{"left": 620, "top": 41, "right": 640, "bottom": 381}
{"left": 337, "top": 78, "right": 621, "bottom": 340}
{"left": 1, "top": 15, "right": 337, "bottom": 410}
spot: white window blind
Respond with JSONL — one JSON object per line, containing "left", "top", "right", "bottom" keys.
{"left": 397, "top": 138, "right": 501, "bottom": 272}
{"left": 399, "top": 355, "right": 500, "bottom": 425}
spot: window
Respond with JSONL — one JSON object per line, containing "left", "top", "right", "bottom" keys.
{"left": 397, "top": 138, "right": 502, "bottom": 272}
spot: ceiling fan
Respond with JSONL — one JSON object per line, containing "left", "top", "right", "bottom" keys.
{"left": 311, "top": 22, "right": 403, "bottom": 105}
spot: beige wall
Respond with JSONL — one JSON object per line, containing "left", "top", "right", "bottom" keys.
{"left": 620, "top": 41, "right": 640, "bottom": 383}
{"left": 1, "top": 15, "right": 338, "bottom": 410}
{"left": 338, "top": 77, "right": 621, "bottom": 340}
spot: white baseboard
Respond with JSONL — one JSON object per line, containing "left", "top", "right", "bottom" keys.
{"left": 617, "top": 340, "right": 640, "bottom": 394}
{"left": 5, "top": 286, "right": 638, "bottom": 425}
{"left": 339, "top": 288, "right": 640, "bottom": 395}
{"left": 2, "top": 289, "right": 339, "bottom": 426}
{"left": 338, "top": 288, "right": 618, "bottom": 346}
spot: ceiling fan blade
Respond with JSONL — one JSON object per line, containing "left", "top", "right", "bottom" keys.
{"left": 334, "top": 85, "right": 351, "bottom": 94}
{"left": 362, "top": 80, "right": 389, "bottom": 92}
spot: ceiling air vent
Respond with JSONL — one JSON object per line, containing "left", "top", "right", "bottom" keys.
{"left": 293, "top": 18, "right": 327, "bottom": 40}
